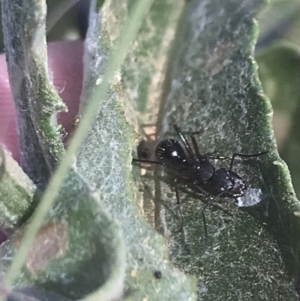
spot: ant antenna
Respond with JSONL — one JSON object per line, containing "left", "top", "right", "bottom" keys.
{"left": 229, "top": 151, "right": 268, "bottom": 172}
{"left": 132, "top": 158, "right": 164, "bottom": 166}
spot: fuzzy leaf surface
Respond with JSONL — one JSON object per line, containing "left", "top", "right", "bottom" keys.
{"left": 77, "top": 0, "right": 197, "bottom": 300}
{"left": 0, "top": 169, "right": 125, "bottom": 301}
{"left": 1, "top": 0, "right": 66, "bottom": 189}
{"left": 134, "top": 0, "right": 300, "bottom": 300}
{"left": 0, "top": 148, "right": 36, "bottom": 232}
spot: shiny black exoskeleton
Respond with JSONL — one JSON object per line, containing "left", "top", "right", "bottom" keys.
{"left": 155, "top": 138, "right": 247, "bottom": 198}
{"left": 155, "top": 139, "right": 214, "bottom": 183}
{"left": 133, "top": 124, "right": 267, "bottom": 238}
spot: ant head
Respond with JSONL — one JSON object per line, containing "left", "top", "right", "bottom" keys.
{"left": 214, "top": 168, "right": 247, "bottom": 198}
{"left": 155, "top": 139, "right": 187, "bottom": 168}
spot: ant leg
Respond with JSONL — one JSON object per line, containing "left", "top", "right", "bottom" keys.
{"left": 200, "top": 192, "right": 226, "bottom": 244}
{"left": 189, "top": 130, "right": 212, "bottom": 160}
{"left": 202, "top": 153, "right": 230, "bottom": 160}
{"left": 190, "top": 131, "right": 226, "bottom": 162}
{"left": 190, "top": 184, "right": 213, "bottom": 242}
{"left": 229, "top": 151, "right": 268, "bottom": 171}
{"left": 190, "top": 132, "right": 203, "bottom": 159}
{"left": 173, "top": 181, "right": 214, "bottom": 248}
{"left": 174, "top": 178, "right": 184, "bottom": 233}
{"left": 173, "top": 124, "right": 195, "bottom": 158}
{"left": 153, "top": 179, "right": 184, "bottom": 234}
{"left": 132, "top": 158, "right": 164, "bottom": 166}
{"left": 190, "top": 130, "right": 202, "bottom": 136}
{"left": 190, "top": 130, "right": 230, "bottom": 161}
{"left": 192, "top": 182, "right": 212, "bottom": 196}
{"left": 190, "top": 183, "right": 233, "bottom": 215}
{"left": 201, "top": 210, "right": 208, "bottom": 245}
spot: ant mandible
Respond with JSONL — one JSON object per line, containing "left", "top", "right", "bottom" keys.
{"left": 133, "top": 124, "right": 268, "bottom": 240}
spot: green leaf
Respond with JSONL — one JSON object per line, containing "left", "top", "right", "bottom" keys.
{"left": 77, "top": 0, "right": 197, "bottom": 300}
{"left": 134, "top": 0, "right": 300, "bottom": 300}
{"left": 1, "top": 0, "right": 66, "bottom": 189}
{"left": 7, "top": 285, "right": 71, "bottom": 301}
{"left": 0, "top": 147, "right": 36, "bottom": 231}
{"left": 0, "top": 169, "right": 126, "bottom": 301}
{"left": 2, "top": 0, "right": 300, "bottom": 299}
{"left": 121, "top": 0, "right": 184, "bottom": 115}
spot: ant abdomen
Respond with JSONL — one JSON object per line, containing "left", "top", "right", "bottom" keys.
{"left": 155, "top": 139, "right": 188, "bottom": 169}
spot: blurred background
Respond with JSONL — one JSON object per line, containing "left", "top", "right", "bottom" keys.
{"left": 256, "top": 0, "right": 300, "bottom": 199}
{"left": 1, "top": 0, "right": 300, "bottom": 197}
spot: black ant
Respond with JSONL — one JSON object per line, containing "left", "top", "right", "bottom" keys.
{"left": 133, "top": 124, "right": 268, "bottom": 240}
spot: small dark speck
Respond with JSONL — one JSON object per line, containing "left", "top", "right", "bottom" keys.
{"left": 154, "top": 271, "right": 162, "bottom": 279}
